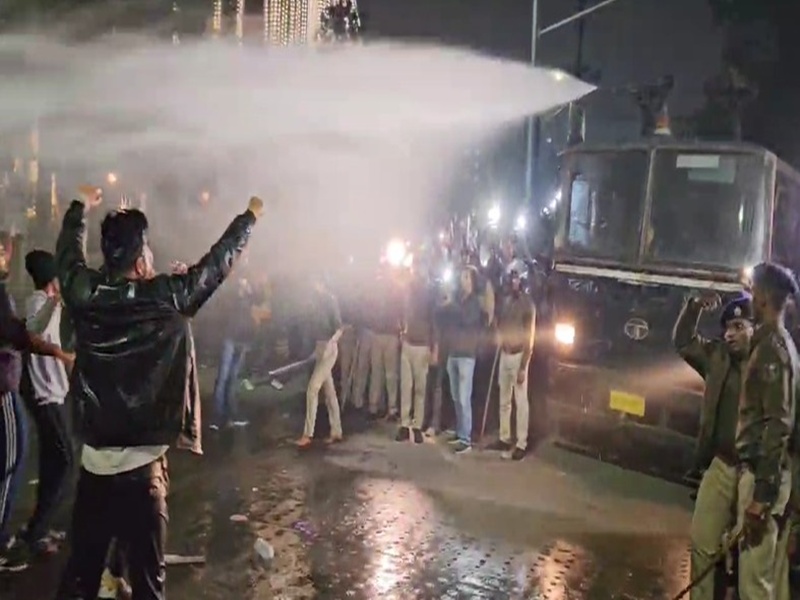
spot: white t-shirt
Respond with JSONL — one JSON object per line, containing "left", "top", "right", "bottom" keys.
{"left": 25, "top": 291, "right": 69, "bottom": 404}
{"left": 81, "top": 445, "right": 169, "bottom": 476}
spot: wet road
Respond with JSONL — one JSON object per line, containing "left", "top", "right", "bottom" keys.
{"left": 3, "top": 373, "right": 695, "bottom": 599}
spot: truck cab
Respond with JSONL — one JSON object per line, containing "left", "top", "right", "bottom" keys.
{"left": 540, "top": 138, "right": 800, "bottom": 477}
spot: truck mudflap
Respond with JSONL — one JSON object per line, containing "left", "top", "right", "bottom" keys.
{"left": 541, "top": 358, "right": 702, "bottom": 482}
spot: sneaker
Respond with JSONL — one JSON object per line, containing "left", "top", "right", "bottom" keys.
{"left": 47, "top": 530, "right": 67, "bottom": 543}
{"left": 395, "top": 427, "right": 411, "bottom": 442}
{"left": 98, "top": 567, "right": 127, "bottom": 599}
{"left": 0, "top": 541, "right": 29, "bottom": 573}
{"left": 502, "top": 447, "right": 526, "bottom": 461}
{"left": 31, "top": 536, "right": 60, "bottom": 557}
{"left": 241, "top": 379, "right": 255, "bottom": 391}
{"left": 453, "top": 442, "right": 472, "bottom": 455}
{"left": 424, "top": 427, "right": 437, "bottom": 438}
{"left": 412, "top": 429, "right": 424, "bottom": 444}
{"left": 487, "top": 440, "right": 511, "bottom": 452}
{"left": 231, "top": 420, "right": 250, "bottom": 428}
{"left": 209, "top": 423, "right": 220, "bottom": 431}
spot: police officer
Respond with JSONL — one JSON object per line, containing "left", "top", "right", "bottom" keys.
{"left": 737, "top": 263, "right": 798, "bottom": 600}
{"left": 673, "top": 291, "right": 754, "bottom": 600}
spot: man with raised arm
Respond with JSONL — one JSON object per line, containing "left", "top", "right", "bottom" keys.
{"left": 55, "top": 186, "right": 263, "bottom": 600}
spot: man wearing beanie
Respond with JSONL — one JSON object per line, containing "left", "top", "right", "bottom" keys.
{"left": 17, "top": 250, "right": 72, "bottom": 557}
{"left": 673, "top": 290, "right": 754, "bottom": 600}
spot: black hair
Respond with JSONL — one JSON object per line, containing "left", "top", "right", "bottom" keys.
{"left": 100, "top": 209, "right": 149, "bottom": 275}
{"left": 24, "top": 250, "right": 56, "bottom": 290}
{"left": 752, "top": 263, "right": 799, "bottom": 311}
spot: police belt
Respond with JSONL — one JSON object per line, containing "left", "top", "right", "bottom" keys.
{"left": 714, "top": 448, "right": 739, "bottom": 469}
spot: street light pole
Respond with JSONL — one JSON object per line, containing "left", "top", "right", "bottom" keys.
{"left": 523, "top": 0, "right": 538, "bottom": 204}
{"left": 523, "top": 0, "right": 624, "bottom": 205}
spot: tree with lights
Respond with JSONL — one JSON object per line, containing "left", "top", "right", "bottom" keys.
{"left": 316, "top": 0, "right": 361, "bottom": 44}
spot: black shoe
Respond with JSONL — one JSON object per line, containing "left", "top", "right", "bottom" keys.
{"left": 0, "top": 541, "right": 30, "bottom": 573}
{"left": 487, "top": 440, "right": 511, "bottom": 452}
{"left": 502, "top": 447, "right": 526, "bottom": 462}
{"left": 367, "top": 412, "right": 383, "bottom": 422}
{"left": 395, "top": 427, "right": 411, "bottom": 442}
{"left": 412, "top": 429, "right": 424, "bottom": 444}
{"left": 386, "top": 413, "right": 399, "bottom": 423}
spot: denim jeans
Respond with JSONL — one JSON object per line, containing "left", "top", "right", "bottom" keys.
{"left": 212, "top": 339, "right": 249, "bottom": 425}
{"left": 446, "top": 356, "right": 476, "bottom": 445}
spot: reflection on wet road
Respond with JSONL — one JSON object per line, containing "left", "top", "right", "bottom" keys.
{"left": 3, "top": 400, "right": 695, "bottom": 599}
{"left": 302, "top": 464, "right": 691, "bottom": 599}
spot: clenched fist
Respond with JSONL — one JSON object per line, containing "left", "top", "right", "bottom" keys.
{"left": 248, "top": 196, "right": 264, "bottom": 219}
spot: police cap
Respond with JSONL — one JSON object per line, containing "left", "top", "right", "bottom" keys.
{"left": 720, "top": 292, "right": 753, "bottom": 328}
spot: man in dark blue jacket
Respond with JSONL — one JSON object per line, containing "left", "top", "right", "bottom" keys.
{"left": 54, "top": 187, "right": 262, "bottom": 600}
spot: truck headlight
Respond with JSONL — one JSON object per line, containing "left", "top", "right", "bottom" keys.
{"left": 554, "top": 322, "right": 575, "bottom": 346}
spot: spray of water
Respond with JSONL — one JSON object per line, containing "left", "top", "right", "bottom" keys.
{"left": 0, "top": 32, "right": 593, "bottom": 272}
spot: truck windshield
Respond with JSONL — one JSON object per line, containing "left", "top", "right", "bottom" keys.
{"left": 644, "top": 150, "right": 767, "bottom": 269}
{"left": 562, "top": 150, "right": 649, "bottom": 262}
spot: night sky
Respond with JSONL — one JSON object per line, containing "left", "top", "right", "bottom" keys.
{"left": 362, "top": 0, "right": 724, "bottom": 138}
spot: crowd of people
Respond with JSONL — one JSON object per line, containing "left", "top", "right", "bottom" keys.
{"left": 1, "top": 179, "right": 799, "bottom": 600}
{"left": 0, "top": 185, "right": 263, "bottom": 600}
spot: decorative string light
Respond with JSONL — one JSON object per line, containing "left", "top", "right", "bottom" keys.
{"left": 236, "top": 0, "right": 244, "bottom": 44}
{"left": 213, "top": 0, "right": 222, "bottom": 35}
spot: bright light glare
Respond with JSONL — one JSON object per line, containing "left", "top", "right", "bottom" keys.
{"left": 442, "top": 267, "right": 453, "bottom": 283}
{"left": 385, "top": 239, "right": 407, "bottom": 267}
{"left": 554, "top": 322, "right": 575, "bottom": 346}
{"left": 514, "top": 214, "right": 527, "bottom": 231}
{"left": 402, "top": 253, "right": 413, "bottom": 268}
{"left": 106, "top": 172, "right": 118, "bottom": 185}
{"left": 487, "top": 204, "right": 501, "bottom": 227}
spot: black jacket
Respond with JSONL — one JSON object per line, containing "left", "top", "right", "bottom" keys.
{"left": 57, "top": 200, "right": 255, "bottom": 453}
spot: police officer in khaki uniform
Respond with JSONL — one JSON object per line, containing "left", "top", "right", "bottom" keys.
{"left": 736, "top": 263, "right": 799, "bottom": 600}
{"left": 673, "top": 292, "right": 754, "bottom": 600}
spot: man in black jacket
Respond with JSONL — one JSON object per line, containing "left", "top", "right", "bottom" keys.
{"left": 55, "top": 187, "right": 262, "bottom": 600}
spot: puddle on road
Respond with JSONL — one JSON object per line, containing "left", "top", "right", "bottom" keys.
{"left": 300, "top": 468, "right": 690, "bottom": 600}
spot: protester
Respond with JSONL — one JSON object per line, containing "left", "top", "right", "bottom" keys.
{"left": 489, "top": 269, "right": 534, "bottom": 461}
{"left": 439, "top": 266, "right": 482, "bottom": 455}
{"left": 296, "top": 279, "right": 344, "bottom": 448}
{"left": 0, "top": 244, "right": 74, "bottom": 573}
{"left": 210, "top": 258, "right": 267, "bottom": 430}
{"left": 54, "top": 186, "right": 262, "bottom": 600}
{"left": 17, "top": 250, "right": 73, "bottom": 557}
{"left": 397, "top": 270, "right": 437, "bottom": 444}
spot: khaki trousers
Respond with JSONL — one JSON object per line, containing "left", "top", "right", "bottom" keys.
{"left": 368, "top": 333, "right": 399, "bottom": 416}
{"left": 498, "top": 351, "right": 529, "bottom": 451}
{"left": 303, "top": 341, "right": 342, "bottom": 439}
{"left": 400, "top": 342, "right": 430, "bottom": 430}
{"left": 736, "top": 468, "right": 792, "bottom": 600}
